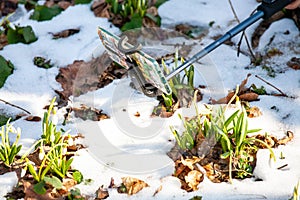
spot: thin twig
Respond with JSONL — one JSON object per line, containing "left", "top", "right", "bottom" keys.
{"left": 277, "top": 164, "right": 288, "bottom": 170}
{"left": 228, "top": 0, "right": 256, "bottom": 60}
{"left": 0, "top": 99, "right": 31, "bottom": 114}
{"left": 254, "top": 75, "right": 288, "bottom": 97}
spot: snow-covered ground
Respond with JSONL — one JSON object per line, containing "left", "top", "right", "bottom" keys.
{"left": 0, "top": 0, "right": 299, "bottom": 199}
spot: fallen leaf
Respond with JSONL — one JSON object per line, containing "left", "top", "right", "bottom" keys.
{"left": 247, "top": 106, "right": 262, "bottom": 118}
{"left": 52, "top": 29, "right": 80, "bottom": 39}
{"left": 108, "top": 177, "right": 115, "bottom": 188}
{"left": 152, "top": 185, "right": 162, "bottom": 197}
{"left": 239, "top": 92, "right": 259, "bottom": 102}
{"left": 73, "top": 105, "right": 109, "bottom": 121}
{"left": 184, "top": 170, "right": 204, "bottom": 191}
{"left": 96, "top": 186, "right": 109, "bottom": 199}
{"left": 23, "top": 180, "right": 64, "bottom": 200}
{"left": 25, "top": 116, "right": 42, "bottom": 122}
{"left": 211, "top": 91, "right": 234, "bottom": 104}
{"left": 255, "top": 131, "right": 294, "bottom": 148}
{"left": 277, "top": 131, "right": 294, "bottom": 145}
{"left": 55, "top": 54, "right": 126, "bottom": 104}
{"left": 212, "top": 74, "right": 259, "bottom": 104}
{"left": 238, "top": 73, "right": 251, "bottom": 94}
{"left": 61, "top": 178, "right": 77, "bottom": 193}
{"left": 181, "top": 157, "right": 201, "bottom": 170}
{"left": 121, "top": 177, "right": 149, "bottom": 195}
{"left": 91, "top": 0, "right": 111, "bottom": 18}
{"left": 287, "top": 57, "right": 300, "bottom": 70}
{"left": 57, "top": 1, "right": 72, "bottom": 10}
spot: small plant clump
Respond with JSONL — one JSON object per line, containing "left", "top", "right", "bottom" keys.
{"left": 0, "top": 97, "right": 86, "bottom": 199}
{"left": 94, "top": 0, "right": 166, "bottom": 31}
{"left": 0, "top": 17, "right": 37, "bottom": 46}
{"left": 21, "top": 97, "right": 83, "bottom": 195}
{"left": 152, "top": 50, "right": 202, "bottom": 117}
{"left": 0, "top": 119, "right": 22, "bottom": 167}
{"left": 170, "top": 88, "right": 278, "bottom": 190}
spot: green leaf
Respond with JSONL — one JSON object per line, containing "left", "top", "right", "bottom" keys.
{"left": 247, "top": 128, "right": 261, "bottom": 134}
{"left": 224, "top": 110, "right": 239, "bottom": 128}
{"left": 0, "top": 115, "right": 10, "bottom": 126}
{"left": 7, "top": 26, "right": 37, "bottom": 44}
{"left": 64, "top": 158, "right": 74, "bottom": 173}
{"left": 7, "top": 28, "right": 24, "bottom": 44}
{"left": 75, "top": 0, "right": 92, "bottom": 4}
{"left": 155, "top": 0, "right": 168, "bottom": 7}
{"left": 44, "top": 176, "right": 63, "bottom": 189}
{"left": 8, "top": 145, "right": 17, "bottom": 165}
{"left": 183, "top": 132, "right": 194, "bottom": 150}
{"left": 22, "top": 26, "right": 38, "bottom": 43}
{"left": 0, "top": 151, "right": 5, "bottom": 161}
{"left": 33, "top": 181, "right": 47, "bottom": 195}
{"left": 121, "top": 14, "right": 143, "bottom": 31}
{"left": 220, "top": 151, "right": 230, "bottom": 159}
{"left": 27, "top": 160, "right": 39, "bottom": 182}
{"left": 0, "top": 55, "right": 14, "bottom": 88}
{"left": 30, "top": 5, "right": 63, "bottom": 21}
{"left": 73, "top": 170, "right": 83, "bottom": 184}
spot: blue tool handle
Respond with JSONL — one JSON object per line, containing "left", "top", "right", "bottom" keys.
{"left": 166, "top": 0, "right": 294, "bottom": 81}
{"left": 258, "top": 0, "right": 294, "bottom": 19}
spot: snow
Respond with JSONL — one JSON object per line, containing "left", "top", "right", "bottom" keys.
{"left": 0, "top": 172, "right": 18, "bottom": 200}
{"left": 0, "top": 0, "right": 300, "bottom": 199}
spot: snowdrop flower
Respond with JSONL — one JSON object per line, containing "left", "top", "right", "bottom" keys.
{"left": 50, "top": 132, "right": 55, "bottom": 143}
{"left": 39, "top": 149, "right": 45, "bottom": 161}
{"left": 67, "top": 135, "right": 74, "bottom": 146}
{"left": 20, "top": 168, "right": 26, "bottom": 178}
{"left": 50, "top": 113, "right": 58, "bottom": 125}
{"left": 62, "top": 146, "right": 67, "bottom": 155}
{"left": 268, "top": 153, "right": 275, "bottom": 169}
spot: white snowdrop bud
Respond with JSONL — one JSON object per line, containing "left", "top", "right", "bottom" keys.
{"left": 268, "top": 153, "right": 275, "bottom": 169}
{"left": 50, "top": 132, "right": 55, "bottom": 143}
{"left": 21, "top": 168, "right": 26, "bottom": 177}
{"left": 51, "top": 114, "right": 58, "bottom": 125}
{"left": 39, "top": 151, "right": 45, "bottom": 161}
{"left": 67, "top": 136, "right": 73, "bottom": 146}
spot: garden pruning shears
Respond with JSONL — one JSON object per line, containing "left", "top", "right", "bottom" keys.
{"left": 98, "top": 0, "right": 293, "bottom": 97}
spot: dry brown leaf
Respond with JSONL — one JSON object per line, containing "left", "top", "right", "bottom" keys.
{"left": 52, "top": 29, "right": 80, "bottom": 39}
{"left": 211, "top": 91, "right": 234, "bottom": 104}
{"left": 152, "top": 185, "right": 162, "bottom": 197}
{"left": 277, "top": 131, "right": 294, "bottom": 145}
{"left": 239, "top": 92, "right": 259, "bottom": 102}
{"left": 181, "top": 157, "right": 201, "bottom": 170}
{"left": 108, "top": 177, "right": 116, "bottom": 188}
{"left": 255, "top": 131, "right": 294, "bottom": 148}
{"left": 247, "top": 106, "right": 262, "bottom": 118}
{"left": 56, "top": 54, "right": 126, "bottom": 106}
{"left": 23, "top": 180, "right": 64, "bottom": 200}
{"left": 24, "top": 116, "right": 42, "bottom": 122}
{"left": 62, "top": 178, "right": 77, "bottom": 192}
{"left": 73, "top": 105, "right": 109, "bottom": 121}
{"left": 184, "top": 170, "right": 204, "bottom": 191}
{"left": 238, "top": 73, "right": 251, "bottom": 94}
{"left": 212, "top": 74, "right": 260, "bottom": 104}
{"left": 96, "top": 186, "right": 109, "bottom": 199}
{"left": 92, "top": 0, "right": 111, "bottom": 18}
{"left": 121, "top": 177, "right": 149, "bottom": 195}
{"left": 57, "top": 1, "right": 72, "bottom": 10}
{"left": 287, "top": 57, "right": 300, "bottom": 70}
